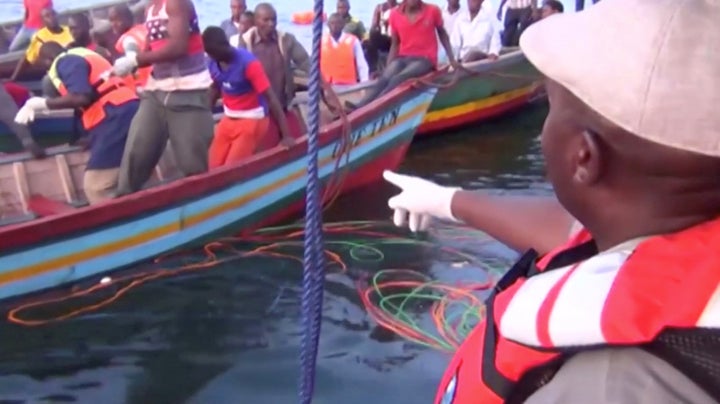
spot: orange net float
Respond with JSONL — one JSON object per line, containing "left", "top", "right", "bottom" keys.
{"left": 291, "top": 11, "right": 327, "bottom": 25}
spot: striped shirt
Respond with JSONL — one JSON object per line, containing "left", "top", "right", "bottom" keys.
{"left": 507, "top": 0, "right": 534, "bottom": 8}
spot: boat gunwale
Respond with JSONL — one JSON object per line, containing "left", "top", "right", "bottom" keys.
{"left": 0, "top": 70, "right": 442, "bottom": 252}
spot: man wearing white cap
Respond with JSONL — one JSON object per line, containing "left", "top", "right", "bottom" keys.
{"left": 383, "top": 0, "right": 720, "bottom": 402}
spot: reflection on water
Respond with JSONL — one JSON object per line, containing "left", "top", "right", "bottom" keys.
{"left": 0, "top": 104, "right": 549, "bottom": 403}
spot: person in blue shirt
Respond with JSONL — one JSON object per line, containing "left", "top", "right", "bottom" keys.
{"left": 15, "top": 41, "right": 139, "bottom": 204}
{"left": 203, "top": 26, "right": 294, "bottom": 168}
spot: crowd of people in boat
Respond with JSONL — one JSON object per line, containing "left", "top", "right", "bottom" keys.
{"left": 0, "top": 0, "right": 572, "bottom": 207}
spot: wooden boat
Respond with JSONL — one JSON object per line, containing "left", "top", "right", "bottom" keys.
{"left": 0, "top": 0, "right": 148, "bottom": 81}
{"left": 0, "top": 79, "right": 438, "bottom": 301}
{"left": 0, "top": 49, "right": 542, "bottom": 151}
{"left": 416, "top": 48, "right": 543, "bottom": 136}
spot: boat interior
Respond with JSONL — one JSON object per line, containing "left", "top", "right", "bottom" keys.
{"left": 0, "top": 83, "right": 373, "bottom": 228}
{"left": 0, "top": 49, "right": 529, "bottom": 228}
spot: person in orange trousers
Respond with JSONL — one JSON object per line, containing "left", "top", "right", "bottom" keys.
{"left": 202, "top": 26, "right": 295, "bottom": 168}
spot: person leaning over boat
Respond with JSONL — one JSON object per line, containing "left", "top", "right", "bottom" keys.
{"left": 450, "top": 0, "right": 502, "bottom": 62}
{"left": 345, "top": 0, "right": 459, "bottom": 110}
{"left": 9, "top": 7, "right": 73, "bottom": 82}
{"left": 0, "top": 83, "right": 44, "bottom": 158}
{"left": 237, "top": 3, "right": 327, "bottom": 150}
{"left": 321, "top": 13, "right": 369, "bottom": 85}
{"left": 540, "top": 0, "right": 563, "bottom": 18}
{"left": 220, "top": 0, "right": 247, "bottom": 39}
{"left": 66, "top": 13, "right": 113, "bottom": 61}
{"left": 7, "top": 0, "right": 52, "bottom": 52}
{"left": 110, "top": 0, "right": 214, "bottom": 196}
{"left": 203, "top": 26, "right": 295, "bottom": 169}
{"left": 383, "top": 1, "right": 720, "bottom": 403}
{"left": 14, "top": 42, "right": 139, "bottom": 204}
{"left": 335, "top": 0, "right": 365, "bottom": 41}
{"left": 108, "top": 4, "right": 151, "bottom": 92}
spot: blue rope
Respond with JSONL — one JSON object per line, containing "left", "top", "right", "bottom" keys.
{"left": 299, "top": 0, "right": 326, "bottom": 402}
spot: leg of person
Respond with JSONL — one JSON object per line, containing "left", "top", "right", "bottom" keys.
{"left": 503, "top": 8, "right": 520, "bottom": 47}
{"left": 8, "top": 26, "right": 36, "bottom": 52}
{"left": 462, "top": 50, "right": 489, "bottom": 63}
{"left": 224, "top": 117, "right": 270, "bottom": 166}
{"left": 165, "top": 89, "right": 214, "bottom": 176}
{"left": 208, "top": 116, "right": 235, "bottom": 169}
{"left": 83, "top": 168, "right": 120, "bottom": 204}
{"left": 0, "top": 84, "right": 36, "bottom": 150}
{"left": 116, "top": 92, "right": 169, "bottom": 195}
{"left": 364, "top": 33, "right": 381, "bottom": 74}
{"left": 349, "top": 57, "right": 408, "bottom": 108}
{"left": 379, "top": 57, "right": 433, "bottom": 96}
{"left": 517, "top": 7, "right": 534, "bottom": 38}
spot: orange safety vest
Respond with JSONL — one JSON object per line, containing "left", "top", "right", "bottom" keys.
{"left": 436, "top": 218, "right": 720, "bottom": 403}
{"left": 320, "top": 33, "right": 359, "bottom": 85}
{"left": 114, "top": 24, "right": 152, "bottom": 89}
{"left": 47, "top": 47, "right": 138, "bottom": 130}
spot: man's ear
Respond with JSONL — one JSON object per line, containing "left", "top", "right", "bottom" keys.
{"left": 573, "top": 129, "right": 603, "bottom": 185}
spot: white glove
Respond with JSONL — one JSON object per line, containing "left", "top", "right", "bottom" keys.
{"left": 383, "top": 170, "right": 461, "bottom": 232}
{"left": 14, "top": 105, "right": 35, "bottom": 125}
{"left": 14, "top": 97, "right": 48, "bottom": 125}
{"left": 112, "top": 52, "right": 138, "bottom": 77}
{"left": 24, "top": 96, "right": 48, "bottom": 111}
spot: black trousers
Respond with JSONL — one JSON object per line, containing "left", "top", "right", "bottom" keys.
{"left": 502, "top": 7, "right": 533, "bottom": 47}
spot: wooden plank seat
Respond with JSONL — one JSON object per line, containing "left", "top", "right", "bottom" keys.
{"left": 27, "top": 195, "right": 77, "bottom": 216}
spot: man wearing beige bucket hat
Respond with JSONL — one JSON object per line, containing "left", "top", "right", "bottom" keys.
{"left": 382, "top": 0, "right": 720, "bottom": 402}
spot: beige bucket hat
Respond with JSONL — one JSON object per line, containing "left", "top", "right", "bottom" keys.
{"left": 520, "top": 0, "right": 719, "bottom": 157}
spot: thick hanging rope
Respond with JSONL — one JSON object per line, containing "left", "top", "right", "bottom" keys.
{"left": 298, "top": 0, "right": 327, "bottom": 401}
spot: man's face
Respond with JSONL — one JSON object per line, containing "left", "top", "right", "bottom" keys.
{"left": 327, "top": 16, "right": 345, "bottom": 35}
{"left": 255, "top": 8, "right": 277, "bottom": 37}
{"left": 467, "top": 0, "right": 482, "bottom": 13}
{"left": 41, "top": 9, "right": 58, "bottom": 29}
{"left": 108, "top": 8, "right": 124, "bottom": 34}
{"left": 448, "top": 0, "right": 460, "bottom": 9}
{"left": 336, "top": 1, "right": 349, "bottom": 17}
{"left": 239, "top": 14, "right": 254, "bottom": 33}
{"left": 68, "top": 18, "right": 86, "bottom": 40}
{"left": 231, "top": 0, "right": 246, "bottom": 19}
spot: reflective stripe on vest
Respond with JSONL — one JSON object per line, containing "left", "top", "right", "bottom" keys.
{"left": 435, "top": 218, "right": 720, "bottom": 404}
{"left": 320, "top": 34, "right": 358, "bottom": 85}
{"left": 47, "top": 47, "right": 138, "bottom": 130}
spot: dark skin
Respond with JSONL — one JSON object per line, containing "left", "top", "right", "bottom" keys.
{"left": 239, "top": 13, "right": 254, "bottom": 34}
{"left": 10, "top": 8, "right": 63, "bottom": 81}
{"left": 447, "top": 0, "right": 460, "bottom": 14}
{"left": 68, "top": 16, "right": 113, "bottom": 60}
{"left": 109, "top": 5, "right": 134, "bottom": 36}
{"left": 388, "top": 0, "right": 458, "bottom": 67}
{"left": 36, "top": 46, "right": 94, "bottom": 110}
{"left": 371, "top": 0, "right": 398, "bottom": 32}
{"left": 205, "top": 43, "right": 295, "bottom": 148}
{"left": 337, "top": 0, "right": 350, "bottom": 18}
{"left": 135, "top": 0, "right": 192, "bottom": 67}
{"left": 497, "top": 0, "right": 537, "bottom": 20}
{"left": 450, "top": 79, "right": 720, "bottom": 253}
{"left": 230, "top": 0, "right": 247, "bottom": 22}
{"left": 327, "top": 15, "right": 346, "bottom": 40}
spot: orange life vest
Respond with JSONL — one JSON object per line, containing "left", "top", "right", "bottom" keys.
{"left": 436, "top": 218, "right": 720, "bottom": 403}
{"left": 47, "top": 47, "right": 138, "bottom": 130}
{"left": 114, "top": 24, "right": 152, "bottom": 89}
{"left": 320, "top": 33, "right": 358, "bottom": 85}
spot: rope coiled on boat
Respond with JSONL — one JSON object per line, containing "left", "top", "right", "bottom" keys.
{"left": 299, "top": 0, "right": 327, "bottom": 402}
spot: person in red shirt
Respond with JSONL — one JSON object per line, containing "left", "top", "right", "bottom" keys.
{"left": 7, "top": 0, "right": 52, "bottom": 52}
{"left": 203, "top": 26, "right": 294, "bottom": 168}
{"left": 346, "top": 0, "right": 458, "bottom": 110}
